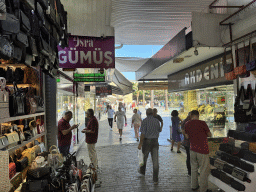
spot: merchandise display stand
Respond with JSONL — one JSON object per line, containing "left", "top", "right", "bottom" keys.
{"left": 209, "top": 160, "right": 256, "bottom": 192}
{"left": 0, "top": 112, "right": 46, "bottom": 192}
{"left": 209, "top": 139, "right": 256, "bottom": 192}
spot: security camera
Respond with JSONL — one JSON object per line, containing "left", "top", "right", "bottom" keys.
{"left": 194, "top": 48, "right": 198, "bottom": 56}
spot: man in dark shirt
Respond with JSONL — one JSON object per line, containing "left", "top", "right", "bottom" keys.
{"left": 185, "top": 110, "right": 212, "bottom": 192}
{"left": 58, "top": 111, "right": 78, "bottom": 156}
{"left": 153, "top": 108, "right": 163, "bottom": 131}
{"left": 82, "top": 109, "right": 99, "bottom": 168}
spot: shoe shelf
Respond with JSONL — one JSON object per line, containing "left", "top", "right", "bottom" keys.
{"left": 0, "top": 112, "right": 45, "bottom": 124}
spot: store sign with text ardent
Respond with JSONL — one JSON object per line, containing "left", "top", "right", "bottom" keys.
{"left": 58, "top": 36, "right": 115, "bottom": 69}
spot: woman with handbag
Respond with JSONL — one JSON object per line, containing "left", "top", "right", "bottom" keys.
{"left": 171, "top": 110, "right": 182, "bottom": 153}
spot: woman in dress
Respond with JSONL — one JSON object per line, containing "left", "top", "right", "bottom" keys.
{"left": 171, "top": 110, "right": 182, "bottom": 153}
{"left": 131, "top": 109, "right": 142, "bottom": 141}
{"left": 114, "top": 107, "right": 127, "bottom": 140}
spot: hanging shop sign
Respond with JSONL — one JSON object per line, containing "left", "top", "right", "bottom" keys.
{"left": 73, "top": 73, "right": 105, "bottom": 82}
{"left": 168, "top": 53, "right": 233, "bottom": 92}
{"left": 58, "top": 35, "right": 115, "bottom": 69}
{"left": 96, "top": 85, "right": 112, "bottom": 96}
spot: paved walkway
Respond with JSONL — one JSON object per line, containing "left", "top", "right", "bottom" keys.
{"left": 77, "top": 107, "right": 218, "bottom": 192}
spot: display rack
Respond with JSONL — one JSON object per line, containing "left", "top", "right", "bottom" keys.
{"left": 0, "top": 112, "right": 45, "bottom": 124}
{"left": 8, "top": 132, "right": 46, "bottom": 153}
{"left": 209, "top": 139, "right": 256, "bottom": 192}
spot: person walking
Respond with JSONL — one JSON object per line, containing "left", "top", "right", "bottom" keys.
{"left": 114, "top": 107, "right": 127, "bottom": 141}
{"left": 82, "top": 109, "right": 99, "bottom": 168}
{"left": 132, "top": 109, "right": 142, "bottom": 141}
{"left": 185, "top": 110, "right": 212, "bottom": 192}
{"left": 153, "top": 108, "right": 163, "bottom": 131}
{"left": 181, "top": 112, "right": 192, "bottom": 176}
{"left": 138, "top": 108, "right": 161, "bottom": 185}
{"left": 58, "top": 111, "right": 78, "bottom": 156}
{"left": 106, "top": 105, "right": 115, "bottom": 131}
{"left": 170, "top": 110, "right": 182, "bottom": 153}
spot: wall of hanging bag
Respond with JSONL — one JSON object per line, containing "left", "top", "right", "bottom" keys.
{"left": 224, "top": 47, "right": 237, "bottom": 81}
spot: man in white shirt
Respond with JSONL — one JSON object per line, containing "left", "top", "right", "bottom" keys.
{"left": 107, "top": 105, "right": 115, "bottom": 130}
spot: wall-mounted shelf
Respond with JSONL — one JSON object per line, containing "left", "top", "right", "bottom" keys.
{"left": 7, "top": 132, "right": 45, "bottom": 153}
{"left": 0, "top": 112, "right": 45, "bottom": 124}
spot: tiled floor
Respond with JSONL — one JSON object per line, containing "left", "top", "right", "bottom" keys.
{"left": 76, "top": 108, "right": 219, "bottom": 192}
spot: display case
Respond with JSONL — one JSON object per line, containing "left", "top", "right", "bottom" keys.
{"left": 170, "top": 85, "right": 235, "bottom": 138}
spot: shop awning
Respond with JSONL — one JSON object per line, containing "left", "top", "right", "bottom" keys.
{"left": 112, "top": 69, "right": 133, "bottom": 95}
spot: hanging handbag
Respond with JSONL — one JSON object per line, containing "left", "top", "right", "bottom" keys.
{"left": 0, "top": 77, "right": 10, "bottom": 119}
{"left": 234, "top": 45, "right": 247, "bottom": 77}
{"left": 224, "top": 46, "right": 237, "bottom": 80}
{"left": 246, "top": 39, "right": 256, "bottom": 72}
{"left": 223, "top": 48, "right": 233, "bottom": 73}
{"left": 0, "top": 135, "right": 9, "bottom": 149}
{"left": 28, "top": 36, "right": 39, "bottom": 57}
{"left": 13, "top": 46, "right": 23, "bottom": 62}
{"left": 24, "top": 130, "right": 32, "bottom": 140}
{"left": 234, "top": 86, "right": 248, "bottom": 123}
{"left": 9, "top": 82, "right": 26, "bottom": 117}
{"left": 22, "top": 0, "right": 35, "bottom": 10}
{"left": 0, "top": 35, "right": 13, "bottom": 59}
{"left": 6, "top": 66, "right": 13, "bottom": 83}
{"left": 46, "top": 2, "right": 56, "bottom": 24}
{"left": 36, "top": 2, "right": 45, "bottom": 24}
{"left": 14, "top": 31, "right": 29, "bottom": 48}
{"left": 9, "top": 162, "right": 16, "bottom": 179}
{"left": 16, "top": 156, "right": 28, "bottom": 172}
{"left": 0, "top": 13, "right": 20, "bottom": 35}
{"left": 16, "top": 10, "right": 31, "bottom": 33}
{"left": 37, "top": 0, "right": 48, "bottom": 10}
{"left": 29, "top": 9, "right": 40, "bottom": 37}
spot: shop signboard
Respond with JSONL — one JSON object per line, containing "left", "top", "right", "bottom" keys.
{"left": 73, "top": 73, "right": 105, "bottom": 82}
{"left": 96, "top": 85, "right": 112, "bottom": 96}
{"left": 58, "top": 35, "right": 115, "bottom": 69}
{"left": 168, "top": 53, "right": 233, "bottom": 92}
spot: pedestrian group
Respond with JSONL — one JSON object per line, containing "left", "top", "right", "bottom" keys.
{"left": 58, "top": 105, "right": 212, "bottom": 192}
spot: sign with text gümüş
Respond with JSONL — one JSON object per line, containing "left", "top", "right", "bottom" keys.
{"left": 96, "top": 85, "right": 112, "bottom": 96}
{"left": 58, "top": 35, "right": 115, "bottom": 69}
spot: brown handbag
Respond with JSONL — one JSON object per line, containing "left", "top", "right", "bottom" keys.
{"left": 224, "top": 46, "right": 237, "bottom": 81}
{"left": 22, "top": 148, "right": 36, "bottom": 165}
{"left": 249, "top": 142, "right": 256, "bottom": 153}
{"left": 234, "top": 44, "right": 247, "bottom": 77}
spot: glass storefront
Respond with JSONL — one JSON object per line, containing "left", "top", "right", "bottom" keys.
{"left": 169, "top": 84, "right": 235, "bottom": 138}
{"left": 56, "top": 76, "right": 95, "bottom": 151}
